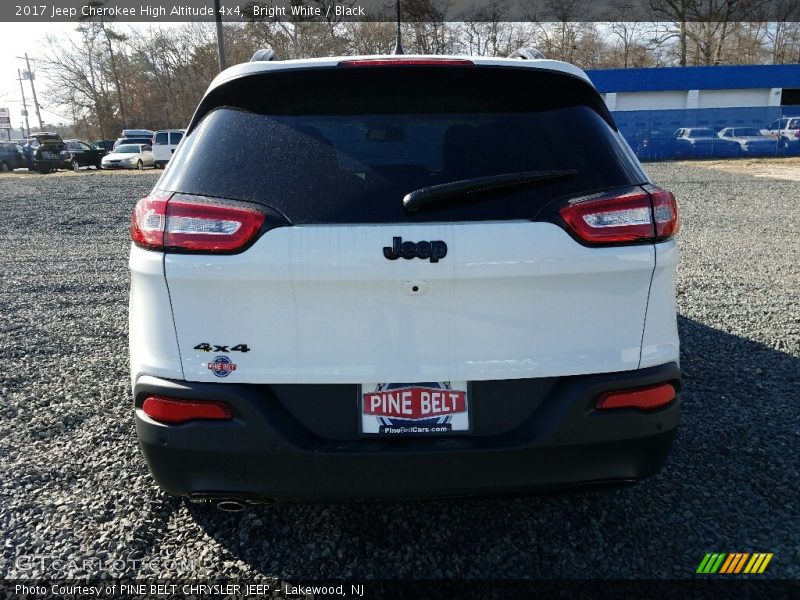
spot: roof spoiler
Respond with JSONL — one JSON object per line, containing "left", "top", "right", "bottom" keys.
{"left": 251, "top": 49, "right": 279, "bottom": 62}
{"left": 508, "top": 47, "right": 545, "bottom": 60}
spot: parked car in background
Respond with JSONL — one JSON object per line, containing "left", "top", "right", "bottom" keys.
{"left": 122, "top": 128, "right": 154, "bottom": 139}
{"left": 113, "top": 130, "right": 155, "bottom": 150}
{"left": 762, "top": 117, "right": 800, "bottom": 154}
{"left": 30, "top": 132, "right": 71, "bottom": 173}
{"left": 0, "top": 142, "right": 28, "bottom": 171}
{"left": 717, "top": 127, "right": 776, "bottom": 156}
{"left": 152, "top": 129, "right": 184, "bottom": 169}
{"left": 101, "top": 143, "right": 154, "bottom": 170}
{"left": 673, "top": 127, "right": 737, "bottom": 158}
{"left": 92, "top": 140, "right": 116, "bottom": 153}
{"left": 113, "top": 136, "right": 153, "bottom": 150}
{"left": 64, "top": 139, "right": 107, "bottom": 170}
{"left": 630, "top": 128, "right": 676, "bottom": 161}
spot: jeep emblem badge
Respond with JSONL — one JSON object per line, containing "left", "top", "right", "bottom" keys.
{"left": 383, "top": 236, "right": 448, "bottom": 263}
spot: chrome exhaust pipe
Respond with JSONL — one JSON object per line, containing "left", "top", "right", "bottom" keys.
{"left": 216, "top": 500, "right": 246, "bottom": 512}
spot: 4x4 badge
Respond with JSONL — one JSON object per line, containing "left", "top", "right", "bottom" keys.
{"left": 383, "top": 236, "right": 447, "bottom": 263}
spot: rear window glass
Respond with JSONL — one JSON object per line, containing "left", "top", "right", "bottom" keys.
{"left": 155, "top": 132, "right": 169, "bottom": 145}
{"left": 170, "top": 131, "right": 183, "bottom": 144}
{"left": 159, "top": 67, "right": 644, "bottom": 224}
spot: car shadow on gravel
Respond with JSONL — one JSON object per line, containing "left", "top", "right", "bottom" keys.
{"left": 185, "top": 315, "right": 799, "bottom": 579}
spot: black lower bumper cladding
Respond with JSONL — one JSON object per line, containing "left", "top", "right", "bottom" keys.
{"left": 133, "top": 363, "right": 681, "bottom": 499}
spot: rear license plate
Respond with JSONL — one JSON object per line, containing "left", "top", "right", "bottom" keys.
{"left": 359, "top": 382, "right": 470, "bottom": 436}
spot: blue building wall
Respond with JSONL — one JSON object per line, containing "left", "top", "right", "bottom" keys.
{"left": 586, "top": 64, "right": 800, "bottom": 93}
{"left": 584, "top": 65, "right": 800, "bottom": 160}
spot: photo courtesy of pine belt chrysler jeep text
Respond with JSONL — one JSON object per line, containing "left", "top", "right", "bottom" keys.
{"left": 129, "top": 52, "right": 681, "bottom": 503}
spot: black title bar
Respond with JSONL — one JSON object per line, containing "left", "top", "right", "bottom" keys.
{"left": 4, "top": 0, "right": 800, "bottom": 23}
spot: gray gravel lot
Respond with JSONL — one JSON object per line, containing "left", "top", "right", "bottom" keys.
{"left": 0, "top": 163, "right": 798, "bottom": 581}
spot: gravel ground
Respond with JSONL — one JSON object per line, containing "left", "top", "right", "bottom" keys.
{"left": 0, "top": 163, "right": 798, "bottom": 582}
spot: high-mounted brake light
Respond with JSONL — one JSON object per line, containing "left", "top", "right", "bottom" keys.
{"left": 595, "top": 383, "right": 676, "bottom": 411}
{"left": 339, "top": 58, "right": 474, "bottom": 67}
{"left": 131, "top": 193, "right": 266, "bottom": 253}
{"left": 559, "top": 185, "right": 679, "bottom": 245}
{"left": 142, "top": 395, "right": 232, "bottom": 424}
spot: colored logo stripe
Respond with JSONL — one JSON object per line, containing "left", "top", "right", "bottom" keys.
{"left": 720, "top": 553, "right": 749, "bottom": 574}
{"left": 697, "top": 553, "right": 773, "bottom": 574}
{"left": 744, "top": 553, "right": 774, "bottom": 574}
{"left": 696, "top": 553, "right": 725, "bottom": 574}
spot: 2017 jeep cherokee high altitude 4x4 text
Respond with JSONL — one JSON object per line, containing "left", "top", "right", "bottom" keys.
{"left": 130, "top": 54, "right": 680, "bottom": 502}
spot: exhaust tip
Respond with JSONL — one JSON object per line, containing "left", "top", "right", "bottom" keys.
{"left": 216, "top": 500, "right": 246, "bottom": 512}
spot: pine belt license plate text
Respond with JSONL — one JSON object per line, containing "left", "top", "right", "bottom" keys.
{"left": 360, "top": 382, "right": 470, "bottom": 435}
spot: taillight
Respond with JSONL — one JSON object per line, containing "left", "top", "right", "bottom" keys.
{"left": 559, "top": 188, "right": 655, "bottom": 244}
{"left": 595, "top": 383, "right": 676, "bottom": 411}
{"left": 559, "top": 185, "right": 679, "bottom": 245}
{"left": 142, "top": 395, "right": 232, "bottom": 424}
{"left": 131, "top": 193, "right": 266, "bottom": 253}
{"left": 339, "top": 58, "right": 474, "bottom": 67}
{"left": 645, "top": 185, "right": 680, "bottom": 239}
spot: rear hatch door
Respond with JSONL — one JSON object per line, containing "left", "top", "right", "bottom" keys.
{"left": 158, "top": 63, "right": 655, "bottom": 384}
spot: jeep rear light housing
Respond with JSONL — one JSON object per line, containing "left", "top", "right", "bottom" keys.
{"left": 131, "top": 192, "right": 266, "bottom": 253}
{"left": 559, "top": 185, "right": 679, "bottom": 245}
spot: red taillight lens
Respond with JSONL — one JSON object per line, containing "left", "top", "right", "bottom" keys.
{"left": 131, "top": 193, "right": 266, "bottom": 253}
{"left": 560, "top": 188, "right": 655, "bottom": 244}
{"left": 339, "top": 58, "right": 474, "bottom": 67}
{"left": 596, "top": 383, "right": 676, "bottom": 411}
{"left": 559, "top": 185, "right": 679, "bottom": 245}
{"left": 646, "top": 185, "right": 680, "bottom": 239}
{"left": 142, "top": 395, "right": 232, "bottom": 424}
{"left": 131, "top": 192, "right": 169, "bottom": 250}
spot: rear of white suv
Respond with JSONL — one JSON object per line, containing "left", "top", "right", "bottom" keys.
{"left": 129, "top": 56, "right": 680, "bottom": 502}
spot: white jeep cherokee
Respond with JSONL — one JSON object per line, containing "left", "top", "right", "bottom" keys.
{"left": 129, "top": 54, "right": 680, "bottom": 503}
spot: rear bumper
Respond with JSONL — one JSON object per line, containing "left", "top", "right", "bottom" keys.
{"left": 133, "top": 363, "right": 681, "bottom": 499}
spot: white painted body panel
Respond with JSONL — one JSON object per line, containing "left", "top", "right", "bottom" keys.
{"left": 129, "top": 245, "right": 183, "bottom": 384}
{"left": 640, "top": 240, "right": 680, "bottom": 368}
{"left": 159, "top": 222, "right": 658, "bottom": 384}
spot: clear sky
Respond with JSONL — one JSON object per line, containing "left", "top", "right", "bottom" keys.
{"left": 0, "top": 22, "right": 182, "bottom": 134}
{"left": 0, "top": 23, "right": 83, "bottom": 128}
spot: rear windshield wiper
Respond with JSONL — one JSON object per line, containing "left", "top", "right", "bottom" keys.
{"left": 403, "top": 170, "right": 578, "bottom": 213}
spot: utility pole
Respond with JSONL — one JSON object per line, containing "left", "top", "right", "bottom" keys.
{"left": 17, "top": 69, "right": 30, "bottom": 137}
{"left": 22, "top": 54, "right": 44, "bottom": 132}
{"left": 213, "top": 0, "right": 226, "bottom": 72}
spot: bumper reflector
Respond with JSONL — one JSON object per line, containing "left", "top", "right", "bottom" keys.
{"left": 142, "top": 395, "right": 232, "bottom": 424}
{"left": 596, "top": 383, "right": 676, "bottom": 411}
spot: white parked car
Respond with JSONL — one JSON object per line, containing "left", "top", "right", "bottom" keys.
{"left": 717, "top": 127, "right": 776, "bottom": 155}
{"left": 129, "top": 52, "right": 681, "bottom": 506}
{"left": 101, "top": 144, "right": 154, "bottom": 170}
{"left": 762, "top": 117, "right": 800, "bottom": 154}
{"left": 152, "top": 129, "right": 184, "bottom": 169}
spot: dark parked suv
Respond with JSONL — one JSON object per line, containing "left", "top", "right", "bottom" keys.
{"left": 0, "top": 142, "right": 27, "bottom": 171}
{"left": 64, "top": 139, "right": 106, "bottom": 170}
{"left": 29, "top": 133, "right": 71, "bottom": 173}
